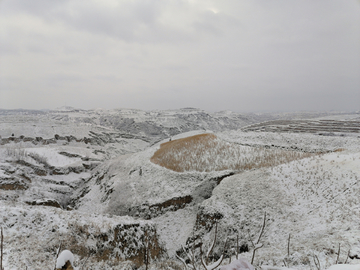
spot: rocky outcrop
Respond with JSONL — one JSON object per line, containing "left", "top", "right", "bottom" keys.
{"left": 0, "top": 177, "right": 28, "bottom": 190}
{"left": 25, "top": 199, "right": 62, "bottom": 208}
{"left": 62, "top": 222, "right": 165, "bottom": 268}
{"left": 0, "top": 204, "right": 167, "bottom": 269}
{"left": 56, "top": 260, "right": 74, "bottom": 270}
{"left": 130, "top": 195, "right": 193, "bottom": 219}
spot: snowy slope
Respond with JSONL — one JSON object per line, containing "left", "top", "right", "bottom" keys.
{"left": 200, "top": 150, "right": 360, "bottom": 269}
{"left": 1, "top": 108, "right": 360, "bottom": 269}
{"left": 71, "top": 129, "right": 360, "bottom": 269}
{"left": 0, "top": 201, "right": 164, "bottom": 270}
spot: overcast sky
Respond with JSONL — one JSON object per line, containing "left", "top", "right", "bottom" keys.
{"left": 0, "top": 0, "right": 359, "bottom": 112}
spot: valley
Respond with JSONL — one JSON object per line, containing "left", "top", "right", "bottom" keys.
{"left": 0, "top": 108, "right": 359, "bottom": 270}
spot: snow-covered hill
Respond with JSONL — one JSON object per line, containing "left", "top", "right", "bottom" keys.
{"left": 0, "top": 108, "right": 360, "bottom": 269}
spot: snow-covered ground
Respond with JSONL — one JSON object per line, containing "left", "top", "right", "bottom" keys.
{"left": 200, "top": 149, "right": 360, "bottom": 269}
{"left": 1, "top": 109, "right": 360, "bottom": 269}
{"left": 0, "top": 200, "right": 163, "bottom": 270}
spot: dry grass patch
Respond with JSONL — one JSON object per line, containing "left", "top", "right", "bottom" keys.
{"left": 151, "top": 133, "right": 315, "bottom": 172}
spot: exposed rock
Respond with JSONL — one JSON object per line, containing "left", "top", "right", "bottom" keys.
{"left": 56, "top": 260, "right": 74, "bottom": 270}
{"left": 63, "top": 222, "right": 165, "bottom": 268}
{"left": 0, "top": 178, "right": 28, "bottom": 190}
{"left": 59, "top": 152, "right": 82, "bottom": 158}
{"left": 131, "top": 195, "right": 193, "bottom": 219}
{"left": 14, "top": 160, "right": 47, "bottom": 176}
{"left": 25, "top": 199, "right": 62, "bottom": 208}
{"left": 23, "top": 136, "right": 34, "bottom": 142}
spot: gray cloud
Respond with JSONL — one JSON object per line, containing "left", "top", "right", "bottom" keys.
{"left": 1, "top": 0, "right": 234, "bottom": 44}
{"left": 0, "top": 0, "right": 359, "bottom": 112}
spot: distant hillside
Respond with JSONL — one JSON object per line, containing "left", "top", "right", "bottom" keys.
{"left": 0, "top": 108, "right": 350, "bottom": 144}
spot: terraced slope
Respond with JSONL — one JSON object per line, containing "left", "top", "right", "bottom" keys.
{"left": 242, "top": 119, "right": 360, "bottom": 134}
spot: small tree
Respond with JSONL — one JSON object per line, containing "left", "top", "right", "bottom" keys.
{"left": 176, "top": 222, "right": 227, "bottom": 270}
{"left": 249, "top": 212, "right": 267, "bottom": 265}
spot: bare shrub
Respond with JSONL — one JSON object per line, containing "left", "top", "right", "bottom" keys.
{"left": 6, "top": 146, "right": 27, "bottom": 160}
{"left": 28, "top": 152, "right": 50, "bottom": 167}
{"left": 1, "top": 227, "right": 3, "bottom": 270}
{"left": 151, "top": 134, "right": 315, "bottom": 172}
{"left": 152, "top": 260, "right": 183, "bottom": 270}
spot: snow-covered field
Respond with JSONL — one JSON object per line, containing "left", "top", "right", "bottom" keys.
{"left": 218, "top": 130, "right": 360, "bottom": 152}
{"left": 0, "top": 109, "right": 360, "bottom": 270}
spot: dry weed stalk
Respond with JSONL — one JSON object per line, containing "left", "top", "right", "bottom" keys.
{"left": 176, "top": 222, "right": 226, "bottom": 270}
{"left": 249, "top": 212, "right": 267, "bottom": 265}
{"left": 200, "top": 222, "right": 227, "bottom": 270}
{"left": 53, "top": 241, "right": 62, "bottom": 270}
{"left": 236, "top": 234, "right": 239, "bottom": 260}
{"left": 335, "top": 243, "right": 340, "bottom": 264}
{"left": 1, "top": 227, "right": 3, "bottom": 270}
{"left": 313, "top": 254, "right": 321, "bottom": 270}
{"left": 287, "top": 233, "right": 291, "bottom": 258}
{"left": 144, "top": 229, "right": 150, "bottom": 270}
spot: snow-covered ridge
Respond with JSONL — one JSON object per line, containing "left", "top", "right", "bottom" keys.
{"left": 218, "top": 130, "right": 360, "bottom": 153}
{"left": 1, "top": 108, "right": 352, "bottom": 142}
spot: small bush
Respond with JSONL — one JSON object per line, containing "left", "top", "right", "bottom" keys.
{"left": 6, "top": 146, "right": 27, "bottom": 160}
{"left": 28, "top": 152, "right": 50, "bottom": 167}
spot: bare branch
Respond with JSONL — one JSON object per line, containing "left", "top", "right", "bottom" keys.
{"left": 200, "top": 225, "right": 227, "bottom": 270}
{"left": 287, "top": 233, "right": 291, "bottom": 258}
{"left": 256, "top": 212, "right": 266, "bottom": 245}
{"left": 344, "top": 249, "right": 350, "bottom": 264}
{"left": 250, "top": 212, "right": 267, "bottom": 265}
{"left": 192, "top": 231, "right": 196, "bottom": 270}
{"left": 201, "top": 254, "right": 224, "bottom": 270}
{"left": 236, "top": 234, "right": 239, "bottom": 260}
{"left": 247, "top": 230, "right": 255, "bottom": 248}
{"left": 335, "top": 243, "right": 340, "bottom": 264}
{"left": 53, "top": 241, "right": 62, "bottom": 270}
{"left": 178, "top": 242, "right": 198, "bottom": 270}
{"left": 1, "top": 227, "right": 3, "bottom": 270}
{"left": 205, "top": 222, "right": 218, "bottom": 263}
{"left": 251, "top": 243, "right": 264, "bottom": 265}
{"left": 144, "top": 229, "right": 150, "bottom": 270}
{"left": 313, "top": 254, "right": 321, "bottom": 270}
{"left": 183, "top": 245, "right": 193, "bottom": 263}
{"left": 176, "top": 254, "right": 189, "bottom": 270}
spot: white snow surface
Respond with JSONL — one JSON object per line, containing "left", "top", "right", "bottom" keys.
{"left": 26, "top": 147, "right": 83, "bottom": 167}
{"left": 220, "top": 258, "right": 254, "bottom": 270}
{"left": 73, "top": 129, "right": 360, "bottom": 269}
{"left": 0, "top": 200, "right": 154, "bottom": 270}
{"left": 200, "top": 150, "right": 360, "bottom": 269}
{"left": 76, "top": 145, "right": 233, "bottom": 215}
{"left": 327, "top": 265, "right": 360, "bottom": 270}
{"left": 1, "top": 110, "right": 360, "bottom": 269}
{"left": 56, "top": 250, "right": 74, "bottom": 268}
{"left": 218, "top": 130, "right": 360, "bottom": 152}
